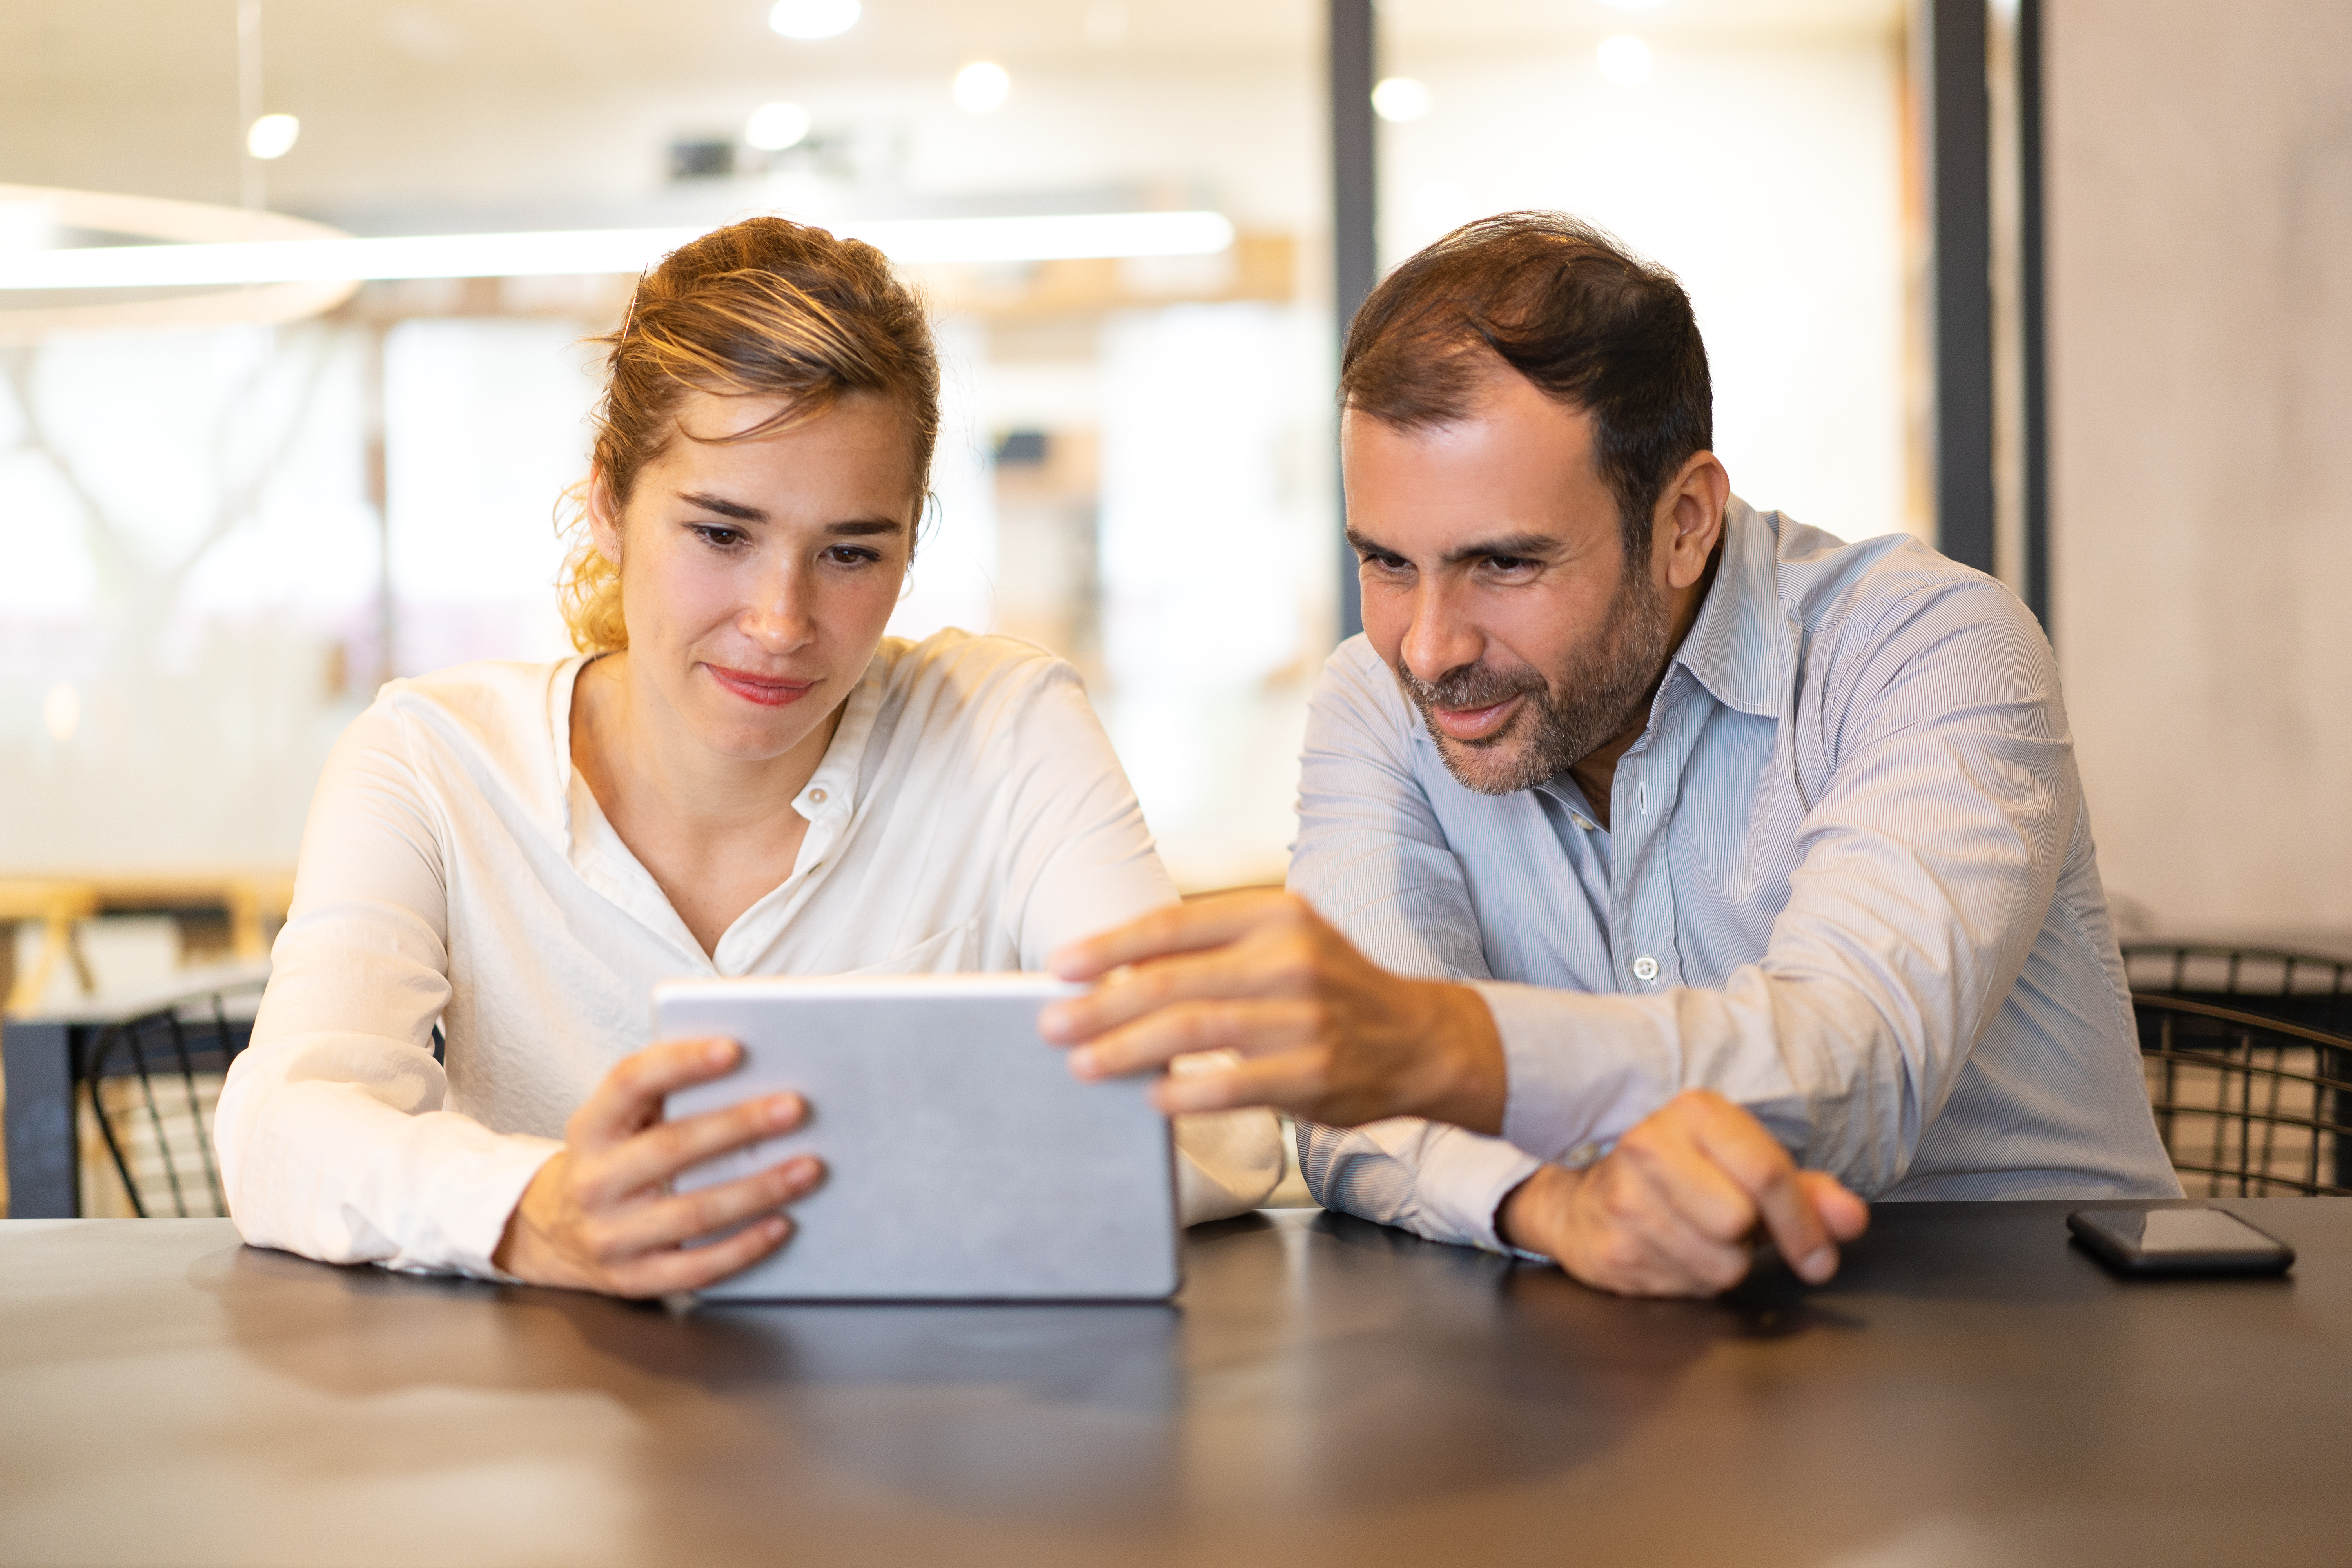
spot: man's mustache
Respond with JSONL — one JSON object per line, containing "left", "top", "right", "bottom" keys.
{"left": 1395, "top": 659, "right": 1548, "bottom": 714}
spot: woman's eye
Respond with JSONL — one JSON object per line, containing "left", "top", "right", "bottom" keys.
{"left": 826, "top": 546, "right": 882, "bottom": 566}
{"left": 691, "top": 524, "right": 744, "bottom": 548}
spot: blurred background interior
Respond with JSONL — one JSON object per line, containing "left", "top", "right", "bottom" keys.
{"left": 1, "top": 0, "right": 2346, "bottom": 1018}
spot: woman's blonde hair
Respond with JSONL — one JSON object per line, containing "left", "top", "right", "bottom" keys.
{"left": 557, "top": 216, "right": 941, "bottom": 653}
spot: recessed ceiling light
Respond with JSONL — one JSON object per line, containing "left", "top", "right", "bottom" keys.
{"left": 745, "top": 102, "right": 813, "bottom": 151}
{"left": 1371, "top": 77, "right": 1432, "bottom": 122}
{"left": 246, "top": 114, "right": 300, "bottom": 160}
{"left": 953, "top": 61, "right": 1011, "bottom": 114}
{"left": 769, "top": 0, "right": 860, "bottom": 41}
{"left": 1597, "top": 35, "right": 1652, "bottom": 85}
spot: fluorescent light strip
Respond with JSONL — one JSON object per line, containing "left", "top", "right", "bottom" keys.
{"left": 0, "top": 211, "right": 1237, "bottom": 291}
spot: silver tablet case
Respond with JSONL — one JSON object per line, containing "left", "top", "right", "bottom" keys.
{"left": 657, "top": 974, "right": 1180, "bottom": 1301}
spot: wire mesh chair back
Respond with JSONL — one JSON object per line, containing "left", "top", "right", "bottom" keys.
{"left": 84, "top": 980, "right": 263, "bottom": 1218}
{"left": 2121, "top": 943, "right": 2352, "bottom": 1034}
{"left": 2133, "top": 993, "right": 2352, "bottom": 1198}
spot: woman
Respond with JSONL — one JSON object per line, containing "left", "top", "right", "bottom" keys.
{"left": 214, "top": 217, "right": 1282, "bottom": 1296}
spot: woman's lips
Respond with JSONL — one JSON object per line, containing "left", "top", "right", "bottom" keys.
{"left": 704, "top": 664, "right": 820, "bottom": 708}
{"left": 1431, "top": 691, "right": 1524, "bottom": 742}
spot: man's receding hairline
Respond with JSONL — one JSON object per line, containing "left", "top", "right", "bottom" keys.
{"left": 1343, "top": 347, "right": 1598, "bottom": 437}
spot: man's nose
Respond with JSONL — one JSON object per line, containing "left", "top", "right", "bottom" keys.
{"left": 1399, "top": 579, "right": 1481, "bottom": 686}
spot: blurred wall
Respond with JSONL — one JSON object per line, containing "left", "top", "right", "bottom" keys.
{"left": 2048, "top": 0, "right": 2352, "bottom": 940}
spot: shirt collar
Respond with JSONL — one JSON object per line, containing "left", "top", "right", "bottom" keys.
{"left": 546, "top": 644, "right": 887, "bottom": 851}
{"left": 1667, "top": 495, "right": 1787, "bottom": 720}
{"left": 793, "top": 649, "right": 886, "bottom": 828}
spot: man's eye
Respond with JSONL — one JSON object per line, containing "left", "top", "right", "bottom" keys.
{"left": 1361, "top": 553, "right": 1410, "bottom": 573}
{"left": 1484, "top": 555, "right": 1535, "bottom": 573}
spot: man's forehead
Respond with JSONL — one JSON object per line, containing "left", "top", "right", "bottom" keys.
{"left": 1342, "top": 385, "right": 1610, "bottom": 552}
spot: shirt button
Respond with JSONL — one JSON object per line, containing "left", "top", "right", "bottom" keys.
{"left": 1571, "top": 814, "right": 1596, "bottom": 832}
{"left": 1632, "top": 955, "right": 1660, "bottom": 983}
{"left": 1568, "top": 1141, "right": 1601, "bottom": 1166}
{"left": 806, "top": 787, "right": 827, "bottom": 804}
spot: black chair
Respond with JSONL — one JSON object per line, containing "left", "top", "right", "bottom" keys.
{"left": 2120, "top": 942, "right": 2352, "bottom": 1033}
{"left": 83, "top": 980, "right": 264, "bottom": 1217}
{"left": 2121, "top": 942, "right": 2352, "bottom": 1189}
{"left": 2132, "top": 993, "right": 2352, "bottom": 1197}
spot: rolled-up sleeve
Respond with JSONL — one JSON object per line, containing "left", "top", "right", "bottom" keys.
{"left": 212, "top": 705, "right": 560, "bottom": 1278}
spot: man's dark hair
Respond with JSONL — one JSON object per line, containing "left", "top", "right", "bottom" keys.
{"left": 1340, "top": 212, "right": 1712, "bottom": 563}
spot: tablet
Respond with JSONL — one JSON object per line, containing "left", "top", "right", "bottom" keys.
{"left": 656, "top": 974, "right": 1179, "bottom": 1301}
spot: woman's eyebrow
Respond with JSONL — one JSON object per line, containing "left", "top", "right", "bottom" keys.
{"left": 827, "top": 518, "right": 906, "bottom": 537}
{"left": 676, "top": 490, "right": 766, "bottom": 522}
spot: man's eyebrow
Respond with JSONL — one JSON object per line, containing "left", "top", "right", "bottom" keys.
{"left": 1441, "top": 532, "right": 1557, "bottom": 564}
{"left": 677, "top": 491, "right": 766, "bottom": 523}
{"left": 1344, "top": 527, "right": 1560, "bottom": 563}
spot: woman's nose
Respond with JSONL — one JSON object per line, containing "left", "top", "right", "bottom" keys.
{"left": 741, "top": 565, "right": 817, "bottom": 650}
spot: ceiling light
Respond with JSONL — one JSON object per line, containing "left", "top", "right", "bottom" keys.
{"left": 245, "top": 114, "right": 301, "bottom": 160}
{"left": 0, "top": 211, "right": 1239, "bottom": 292}
{"left": 1371, "top": 77, "right": 1432, "bottom": 123}
{"left": 745, "top": 102, "right": 813, "bottom": 151}
{"left": 1597, "top": 36, "right": 1652, "bottom": 85}
{"left": 769, "top": 0, "right": 859, "bottom": 40}
{"left": 953, "top": 62, "right": 1011, "bottom": 114}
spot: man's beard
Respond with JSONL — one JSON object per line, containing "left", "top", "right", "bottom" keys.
{"left": 1394, "top": 568, "right": 1675, "bottom": 798}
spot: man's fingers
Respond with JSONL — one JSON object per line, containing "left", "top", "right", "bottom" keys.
{"left": 1045, "top": 889, "right": 1312, "bottom": 984}
{"left": 1667, "top": 1089, "right": 1837, "bottom": 1284}
{"left": 606, "top": 1214, "right": 795, "bottom": 1300}
{"left": 1149, "top": 1049, "right": 1335, "bottom": 1118}
{"left": 591, "top": 1156, "right": 824, "bottom": 1258}
{"left": 1800, "top": 1170, "right": 1871, "bottom": 1243}
{"left": 1576, "top": 1160, "right": 1752, "bottom": 1296}
{"left": 570, "top": 1037, "right": 744, "bottom": 1149}
{"left": 581, "top": 1088, "right": 808, "bottom": 1204}
{"left": 1066, "top": 998, "right": 1323, "bottom": 1082}
{"left": 1042, "top": 940, "right": 1278, "bottom": 1047}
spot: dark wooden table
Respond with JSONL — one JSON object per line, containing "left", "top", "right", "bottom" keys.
{"left": 5, "top": 1200, "right": 2351, "bottom": 1567}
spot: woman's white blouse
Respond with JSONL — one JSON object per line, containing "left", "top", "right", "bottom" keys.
{"left": 215, "top": 631, "right": 1283, "bottom": 1277}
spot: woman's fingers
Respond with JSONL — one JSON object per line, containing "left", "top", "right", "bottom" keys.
{"left": 605, "top": 1213, "right": 797, "bottom": 1300}
{"left": 568, "top": 1037, "right": 745, "bottom": 1149}
{"left": 579, "top": 1088, "right": 808, "bottom": 1205}
{"left": 589, "top": 1155, "right": 824, "bottom": 1258}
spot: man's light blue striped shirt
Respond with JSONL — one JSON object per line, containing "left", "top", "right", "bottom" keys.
{"left": 1289, "top": 500, "right": 2179, "bottom": 1252}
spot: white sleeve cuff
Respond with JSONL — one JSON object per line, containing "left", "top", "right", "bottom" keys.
{"left": 419, "top": 1128, "right": 565, "bottom": 1281}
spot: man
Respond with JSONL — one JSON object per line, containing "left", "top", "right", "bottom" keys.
{"left": 1041, "top": 212, "right": 2177, "bottom": 1297}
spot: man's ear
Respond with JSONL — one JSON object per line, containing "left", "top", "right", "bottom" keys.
{"left": 1652, "top": 451, "right": 1730, "bottom": 592}
{"left": 585, "top": 466, "right": 624, "bottom": 566}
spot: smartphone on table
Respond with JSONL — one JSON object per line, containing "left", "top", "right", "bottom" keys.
{"left": 2067, "top": 1205, "right": 2295, "bottom": 1278}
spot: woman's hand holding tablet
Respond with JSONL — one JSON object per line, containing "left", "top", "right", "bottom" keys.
{"left": 492, "top": 1036, "right": 824, "bottom": 1297}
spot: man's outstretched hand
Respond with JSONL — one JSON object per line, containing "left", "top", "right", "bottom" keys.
{"left": 1040, "top": 888, "right": 1508, "bottom": 1131}
{"left": 1498, "top": 1089, "right": 1869, "bottom": 1297}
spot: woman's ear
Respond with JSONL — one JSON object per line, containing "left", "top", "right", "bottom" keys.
{"left": 586, "top": 466, "right": 624, "bottom": 566}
